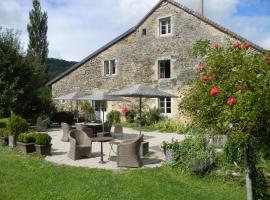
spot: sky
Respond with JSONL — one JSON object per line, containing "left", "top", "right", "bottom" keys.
{"left": 0, "top": 0, "right": 269, "bottom": 61}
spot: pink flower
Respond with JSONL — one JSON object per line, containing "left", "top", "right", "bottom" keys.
{"left": 227, "top": 97, "right": 237, "bottom": 106}
{"left": 120, "top": 105, "right": 128, "bottom": 115}
{"left": 210, "top": 87, "right": 220, "bottom": 96}
{"left": 213, "top": 43, "right": 221, "bottom": 49}
{"left": 199, "top": 64, "right": 205, "bottom": 73}
{"left": 243, "top": 43, "right": 251, "bottom": 49}
{"left": 233, "top": 41, "right": 241, "bottom": 48}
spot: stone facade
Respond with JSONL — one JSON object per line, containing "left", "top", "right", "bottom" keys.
{"left": 50, "top": 1, "right": 252, "bottom": 121}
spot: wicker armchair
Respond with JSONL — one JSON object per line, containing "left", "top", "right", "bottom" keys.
{"left": 75, "top": 124, "right": 94, "bottom": 138}
{"left": 117, "top": 134, "right": 144, "bottom": 168}
{"left": 68, "top": 129, "right": 92, "bottom": 160}
{"left": 97, "top": 122, "right": 112, "bottom": 137}
{"left": 61, "top": 122, "right": 73, "bottom": 142}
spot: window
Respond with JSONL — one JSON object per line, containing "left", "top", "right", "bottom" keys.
{"left": 158, "top": 60, "right": 170, "bottom": 79}
{"left": 104, "top": 60, "right": 116, "bottom": 76}
{"left": 159, "top": 97, "right": 171, "bottom": 114}
{"left": 93, "top": 101, "right": 107, "bottom": 111}
{"left": 159, "top": 17, "right": 171, "bottom": 35}
{"left": 142, "top": 28, "right": 146, "bottom": 36}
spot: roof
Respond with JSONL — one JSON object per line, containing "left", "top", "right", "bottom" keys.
{"left": 47, "top": 0, "right": 267, "bottom": 86}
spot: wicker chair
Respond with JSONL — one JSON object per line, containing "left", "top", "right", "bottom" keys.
{"left": 117, "top": 134, "right": 144, "bottom": 168}
{"left": 97, "top": 122, "right": 112, "bottom": 137}
{"left": 75, "top": 124, "right": 94, "bottom": 138}
{"left": 61, "top": 122, "right": 73, "bottom": 142}
{"left": 68, "top": 129, "right": 92, "bottom": 160}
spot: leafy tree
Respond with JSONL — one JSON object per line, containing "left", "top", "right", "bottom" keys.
{"left": 181, "top": 40, "right": 270, "bottom": 200}
{"left": 27, "top": 0, "right": 49, "bottom": 80}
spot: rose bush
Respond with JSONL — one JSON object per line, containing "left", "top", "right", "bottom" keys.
{"left": 181, "top": 39, "right": 270, "bottom": 199}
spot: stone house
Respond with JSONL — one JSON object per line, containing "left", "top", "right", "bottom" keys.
{"left": 47, "top": 0, "right": 266, "bottom": 121}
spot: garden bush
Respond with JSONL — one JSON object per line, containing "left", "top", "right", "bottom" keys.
{"left": 35, "top": 133, "right": 52, "bottom": 145}
{"left": 0, "top": 128, "right": 10, "bottom": 138}
{"left": 18, "top": 133, "right": 36, "bottom": 143}
{"left": 142, "top": 108, "right": 163, "bottom": 126}
{"left": 106, "top": 110, "right": 121, "bottom": 123}
{"left": 152, "top": 120, "right": 186, "bottom": 133}
{"left": 126, "top": 110, "right": 137, "bottom": 123}
{"left": 51, "top": 111, "right": 74, "bottom": 125}
{"left": 7, "top": 115, "right": 29, "bottom": 136}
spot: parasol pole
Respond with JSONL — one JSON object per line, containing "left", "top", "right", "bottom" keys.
{"left": 139, "top": 96, "right": 142, "bottom": 135}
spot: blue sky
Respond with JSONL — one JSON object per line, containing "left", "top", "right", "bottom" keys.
{"left": 0, "top": 0, "right": 269, "bottom": 61}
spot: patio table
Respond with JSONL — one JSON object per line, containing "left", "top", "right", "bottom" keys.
{"left": 91, "top": 137, "right": 114, "bottom": 164}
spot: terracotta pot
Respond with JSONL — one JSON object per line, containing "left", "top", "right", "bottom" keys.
{"left": 35, "top": 144, "right": 52, "bottom": 156}
{"left": 17, "top": 142, "right": 35, "bottom": 154}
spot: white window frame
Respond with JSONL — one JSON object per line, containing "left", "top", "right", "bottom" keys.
{"left": 158, "top": 59, "right": 171, "bottom": 79}
{"left": 159, "top": 17, "right": 171, "bottom": 36}
{"left": 158, "top": 97, "right": 171, "bottom": 114}
{"left": 104, "top": 59, "right": 116, "bottom": 76}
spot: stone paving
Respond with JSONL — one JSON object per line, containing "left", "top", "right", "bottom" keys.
{"left": 45, "top": 127, "right": 185, "bottom": 170}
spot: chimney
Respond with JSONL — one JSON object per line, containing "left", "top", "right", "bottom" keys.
{"left": 198, "top": 0, "right": 204, "bottom": 16}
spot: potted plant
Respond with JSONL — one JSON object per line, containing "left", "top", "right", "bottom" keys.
{"left": 34, "top": 133, "right": 52, "bottom": 156}
{"left": 161, "top": 139, "right": 180, "bottom": 164}
{"left": 0, "top": 128, "right": 10, "bottom": 145}
{"left": 7, "top": 115, "right": 29, "bottom": 147}
{"left": 17, "top": 133, "right": 36, "bottom": 153}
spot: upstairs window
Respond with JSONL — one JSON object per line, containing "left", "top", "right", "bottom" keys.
{"left": 159, "top": 17, "right": 171, "bottom": 35}
{"left": 158, "top": 60, "right": 171, "bottom": 79}
{"left": 159, "top": 97, "right": 171, "bottom": 114}
{"left": 104, "top": 60, "right": 116, "bottom": 76}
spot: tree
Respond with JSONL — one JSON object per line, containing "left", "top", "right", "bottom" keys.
{"left": 181, "top": 40, "right": 270, "bottom": 200}
{"left": 27, "top": 0, "right": 49, "bottom": 80}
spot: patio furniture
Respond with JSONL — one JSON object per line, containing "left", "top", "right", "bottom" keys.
{"left": 61, "top": 122, "right": 73, "bottom": 142}
{"left": 91, "top": 137, "right": 114, "bottom": 164}
{"left": 76, "top": 122, "right": 103, "bottom": 137}
{"left": 68, "top": 129, "right": 92, "bottom": 160}
{"left": 117, "top": 134, "right": 144, "bottom": 168}
{"left": 75, "top": 123, "right": 94, "bottom": 138}
{"left": 113, "top": 125, "right": 123, "bottom": 138}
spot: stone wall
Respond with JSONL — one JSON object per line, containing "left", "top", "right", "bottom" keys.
{"left": 52, "top": 1, "right": 233, "bottom": 121}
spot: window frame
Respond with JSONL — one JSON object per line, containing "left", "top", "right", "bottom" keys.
{"left": 159, "top": 97, "right": 171, "bottom": 114}
{"left": 158, "top": 59, "right": 171, "bottom": 79}
{"left": 104, "top": 59, "right": 116, "bottom": 76}
{"left": 159, "top": 17, "right": 171, "bottom": 36}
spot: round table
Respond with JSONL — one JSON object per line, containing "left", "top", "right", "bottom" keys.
{"left": 91, "top": 137, "right": 114, "bottom": 164}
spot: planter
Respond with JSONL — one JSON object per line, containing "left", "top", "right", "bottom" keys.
{"left": 8, "top": 135, "right": 17, "bottom": 147}
{"left": 0, "top": 136, "right": 8, "bottom": 145}
{"left": 17, "top": 142, "right": 35, "bottom": 154}
{"left": 35, "top": 144, "right": 52, "bottom": 156}
{"left": 189, "top": 157, "right": 214, "bottom": 173}
{"left": 164, "top": 149, "right": 175, "bottom": 164}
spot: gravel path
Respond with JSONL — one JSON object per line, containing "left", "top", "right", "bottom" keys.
{"left": 45, "top": 127, "right": 185, "bottom": 170}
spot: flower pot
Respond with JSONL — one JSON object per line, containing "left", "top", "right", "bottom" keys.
{"left": 35, "top": 144, "right": 52, "bottom": 156}
{"left": 8, "top": 135, "right": 17, "bottom": 148}
{"left": 164, "top": 149, "right": 175, "bottom": 164}
{"left": 17, "top": 142, "right": 35, "bottom": 154}
{"left": 189, "top": 157, "right": 214, "bottom": 173}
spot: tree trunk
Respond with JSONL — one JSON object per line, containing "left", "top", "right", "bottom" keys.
{"left": 244, "top": 139, "right": 253, "bottom": 200}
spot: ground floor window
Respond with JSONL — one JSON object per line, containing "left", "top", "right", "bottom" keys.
{"left": 159, "top": 97, "right": 171, "bottom": 114}
{"left": 92, "top": 101, "right": 107, "bottom": 112}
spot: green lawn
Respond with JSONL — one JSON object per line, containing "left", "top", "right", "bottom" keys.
{"left": 0, "top": 146, "right": 245, "bottom": 200}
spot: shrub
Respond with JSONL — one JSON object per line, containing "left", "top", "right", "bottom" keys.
{"left": 7, "top": 115, "right": 29, "bottom": 136}
{"left": 18, "top": 133, "right": 36, "bottom": 143}
{"left": 51, "top": 111, "right": 74, "bottom": 125}
{"left": 106, "top": 110, "right": 121, "bottom": 123}
{"left": 126, "top": 110, "right": 137, "bottom": 123}
{"left": 0, "top": 128, "right": 10, "bottom": 138}
{"left": 143, "top": 108, "right": 163, "bottom": 126}
{"left": 35, "top": 133, "right": 52, "bottom": 145}
{"left": 79, "top": 101, "right": 94, "bottom": 121}
{"left": 152, "top": 120, "right": 186, "bottom": 133}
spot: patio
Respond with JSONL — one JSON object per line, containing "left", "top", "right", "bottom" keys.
{"left": 46, "top": 127, "right": 185, "bottom": 170}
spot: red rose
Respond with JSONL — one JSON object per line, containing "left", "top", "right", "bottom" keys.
{"left": 202, "top": 76, "right": 214, "bottom": 83}
{"left": 199, "top": 64, "right": 205, "bottom": 73}
{"left": 227, "top": 97, "right": 237, "bottom": 105}
{"left": 210, "top": 87, "right": 219, "bottom": 96}
{"left": 233, "top": 41, "right": 241, "bottom": 48}
{"left": 243, "top": 43, "right": 251, "bottom": 49}
{"left": 213, "top": 43, "right": 221, "bottom": 49}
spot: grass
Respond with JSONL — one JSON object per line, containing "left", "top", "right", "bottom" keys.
{"left": 116, "top": 120, "right": 187, "bottom": 133}
{"left": 0, "top": 146, "right": 246, "bottom": 200}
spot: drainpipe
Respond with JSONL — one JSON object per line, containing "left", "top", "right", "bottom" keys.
{"left": 199, "top": 0, "right": 204, "bottom": 16}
